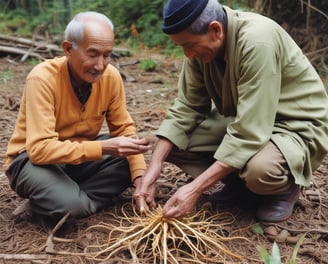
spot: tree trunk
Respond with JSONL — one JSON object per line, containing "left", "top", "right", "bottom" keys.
{"left": 254, "top": 0, "right": 264, "bottom": 13}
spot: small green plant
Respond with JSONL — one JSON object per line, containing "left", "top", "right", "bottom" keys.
{"left": 258, "top": 233, "right": 306, "bottom": 264}
{"left": 140, "top": 59, "right": 158, "bottom": 72}
{"left": 28, "top": 57, "right": 41, "bottom": 66}
{"left": 252, "top": 223, "right": 264, "bottom": 234}
{"left": 252, "top": 223, "right": 306, "bottom": 264}
{"left": 288, "top": 233, "right": 306, "bottom": 264}
{"left": 1, "top": 70, "right": 13, "bottom": 84}
{"left": 162, "top": 40, "right": 184, "bottom": 58}
{"left": 259, "top": 242, "right": 282, "bottom": 264}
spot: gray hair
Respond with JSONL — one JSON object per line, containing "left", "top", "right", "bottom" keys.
{"left": 64, "top": 11, "right": 114, "bottom": 46}
{"left": 188, "top": 0, "right": 223, "bottom": 34}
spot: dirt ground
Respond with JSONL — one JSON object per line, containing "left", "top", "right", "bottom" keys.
{"left": 0, "top": 47, "right": 327, "bottom": 264}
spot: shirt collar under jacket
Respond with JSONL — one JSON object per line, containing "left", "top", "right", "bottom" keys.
{"left": 67, "top": 62, "right": 92, "bottom": 106}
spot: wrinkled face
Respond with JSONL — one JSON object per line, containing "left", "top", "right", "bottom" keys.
{"left": 170, "top": 21, "right": 225, "bottom": 63}
{"left": 63, "top": 21, "right": 114, "bottom": 85}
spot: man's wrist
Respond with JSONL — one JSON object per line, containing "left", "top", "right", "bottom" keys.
{"left": 133, "top": 176, "right": 142, "bottom": 187}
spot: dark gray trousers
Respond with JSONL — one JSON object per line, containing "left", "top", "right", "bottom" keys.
{"left": 5, "top": 136, "right": 131, "bottom": 219}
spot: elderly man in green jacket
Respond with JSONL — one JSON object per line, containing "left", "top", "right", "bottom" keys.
{"left": 134, "top": 0, "right": 328, "bottom": 222}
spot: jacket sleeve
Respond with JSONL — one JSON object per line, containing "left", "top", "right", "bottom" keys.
{"left": 103, "top": 67, "right": 147, "bottom": 180}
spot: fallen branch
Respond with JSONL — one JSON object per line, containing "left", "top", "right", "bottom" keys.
{"left": 0, "top": 254, "right": 48, "bottom": 260}
{"left": 0, "top": 45, "right": 45, "bottom": 61}
{"left": 0, "top": 33, "right": 131, "bottom": 62}
{"left": 299, "top": 0, "right": 328, "bottom": 20}
{"left": 45, "top": 211, "right": 72, "bottom": 254}
{"left": 305, "top": 46, "right": 328, "bottom": 56}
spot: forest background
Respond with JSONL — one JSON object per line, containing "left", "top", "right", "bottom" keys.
{"left": 0, "top": 0, "right": 328, "bottom": 263}
{"left": 1, "top": 0, "right": 328, "bottom": 64}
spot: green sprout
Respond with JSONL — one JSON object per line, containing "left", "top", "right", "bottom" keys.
{"left": 140, "top": 59, "right": 158, "bottom": 72}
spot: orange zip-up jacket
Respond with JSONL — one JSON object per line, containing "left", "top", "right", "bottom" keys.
{"left": 4, "top": 56, "right": 146, "bottom": 181}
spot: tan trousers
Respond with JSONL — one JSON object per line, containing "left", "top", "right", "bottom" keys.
{"left": 166, "top": 112, "right": 294, "bottom": 196}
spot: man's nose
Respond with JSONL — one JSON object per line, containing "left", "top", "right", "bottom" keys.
{"left": 94, "top": 56, "right": 105, "bottom": 71}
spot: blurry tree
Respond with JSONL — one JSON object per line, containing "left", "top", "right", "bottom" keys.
{"left": 1, "top": 0, "right": 327, "bottom": 49}
{"left": 1, "top": 0, "right": 71, "bottom": 41}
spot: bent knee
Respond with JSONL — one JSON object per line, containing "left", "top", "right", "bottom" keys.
{"left": 60, "top": 193, "right": 97, "bottom": 218}
{"left": 241, "top": 163, "right": 268, "bottom": 195}
{"left": 240, "top": 154, "right": 291, "bottom": 195}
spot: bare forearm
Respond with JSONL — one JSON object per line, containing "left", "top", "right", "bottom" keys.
{"left": 189, "top": 160, "right": 237, "bottom": 195}
{"left": 148, "top": 137, "right": 174, "bottom": 165}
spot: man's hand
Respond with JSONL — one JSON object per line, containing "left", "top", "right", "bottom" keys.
{"left": 101, "top": 136, "right": 152, "bottom": 156}
{"left": 162, "top": 182, "right": 201, "bottom": 218}
{"left": 162, "top": 161, "right": 237, "bottom": 218}
{"left": 133, "top": 163, "right": 161, "bottom": 213}
{"left": 133, "top": 137, "right": 174, "bottom": 214}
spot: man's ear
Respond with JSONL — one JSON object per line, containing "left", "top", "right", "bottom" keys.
{"left": 208, "top": 21, "right": 224, "bottom": 40}
{"left": 62, "top": 40, "right": 74, "bottom": 56}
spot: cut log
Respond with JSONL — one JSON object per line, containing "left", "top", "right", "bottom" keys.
{"left": 0, "top": 45, "right": 45, "bottom": 61}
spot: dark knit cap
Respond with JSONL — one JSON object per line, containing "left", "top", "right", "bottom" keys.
{"left": 162, "top": 0, "right": 209, "bottom": 34}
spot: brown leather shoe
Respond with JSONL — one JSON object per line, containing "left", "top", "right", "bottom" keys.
{"left": 256, "top": 184, "right": 300, "bottom": 222}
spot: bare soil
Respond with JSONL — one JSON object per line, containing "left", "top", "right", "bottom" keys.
{"left": 0, "top": 49, "right": 327, "bottom": 264}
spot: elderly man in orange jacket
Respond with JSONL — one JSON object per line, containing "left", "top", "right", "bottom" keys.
{"left": 4, "top": 11, "right": 151, "bottom": 231}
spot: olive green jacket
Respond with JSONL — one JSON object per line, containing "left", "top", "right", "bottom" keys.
{"left": 157, "top": 6, "right": 328, "bottom": 186}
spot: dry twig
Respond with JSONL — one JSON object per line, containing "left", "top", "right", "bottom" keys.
{"left": 0, "top": 254, "right": 48, "bottom": 260}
